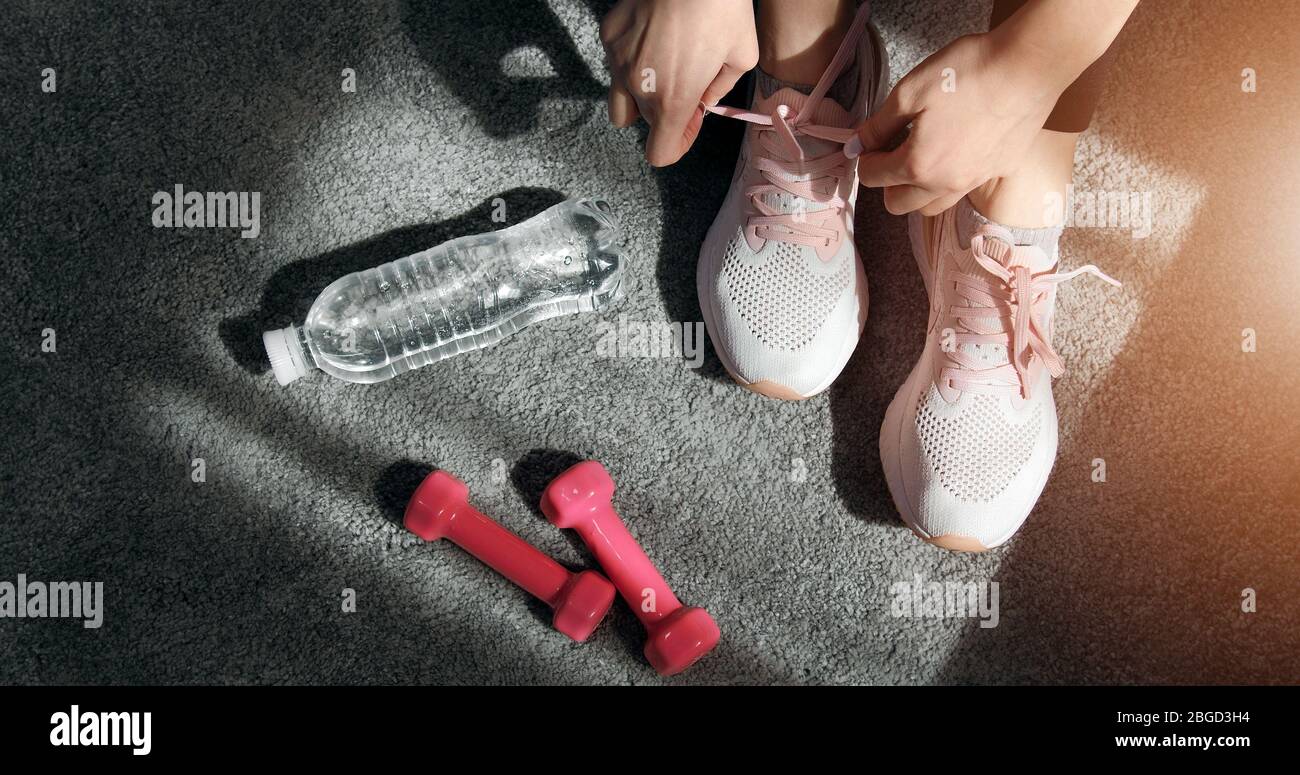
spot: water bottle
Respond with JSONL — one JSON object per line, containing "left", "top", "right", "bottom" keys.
{"left": 262, "top": 198, "right": 625, "bottom": 386}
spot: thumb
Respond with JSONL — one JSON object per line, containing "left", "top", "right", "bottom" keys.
{"left": 848, "top": 89, "right": 919, "bottom": 188}
{"left": 701, "top": 61, "right": 749, "bottom": 108}
{"left": 645, "top": 99, "right": 699, "bottom": 167}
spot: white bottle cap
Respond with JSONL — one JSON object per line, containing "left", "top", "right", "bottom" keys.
{"left": 262, "top": 326, "right": 311, "bottom": 386}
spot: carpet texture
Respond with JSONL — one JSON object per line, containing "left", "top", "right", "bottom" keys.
{"left": 3, "top": 0, "right": 1298, "bottom": 684}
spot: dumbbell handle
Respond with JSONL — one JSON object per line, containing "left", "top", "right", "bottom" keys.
{"left": 571, "top": 508, "right": 683, "bottom": 626}
{"left": 445, "top": 504, "right": 571, "bottom": 608}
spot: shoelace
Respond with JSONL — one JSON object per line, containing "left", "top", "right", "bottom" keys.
{"left": 941, "top": 226, "right": 1121, "bottom": 399}
{"left": 702, "top": 2, "right": 872, "bottom": 248}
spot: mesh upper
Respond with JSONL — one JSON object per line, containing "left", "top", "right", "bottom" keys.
{"left": 915, "top": 387, "right": 1042, "bottom": 503}
{"left": 720, "top": 238, "right": 852, "bottom": 352}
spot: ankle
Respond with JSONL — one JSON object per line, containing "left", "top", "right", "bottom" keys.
{"left": 968, "top": 130, "right": 1079, "bottom": 229}
{"left": 757, "top": 0, "right": 855, "bottom": 85}
{"left": 956, "top": 196, "right": 1062, "bottom": 255}
{"left": 966, "top": 177, "right": 1063, "bottom": 230}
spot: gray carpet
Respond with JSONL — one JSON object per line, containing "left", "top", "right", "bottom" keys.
{"left": 3, "top": 0, "right": 1298, "bottom": 685}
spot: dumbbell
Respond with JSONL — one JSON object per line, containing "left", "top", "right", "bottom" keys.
{"left": 540, "top": 460, "right": 720, "bottom": 676}
{"left": 404, "top": 470, "right": 615, "bottom": 642}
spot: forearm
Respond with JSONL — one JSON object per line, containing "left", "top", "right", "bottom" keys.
{"left": 991, "top": 0, "right": 1137, "bottom": 94}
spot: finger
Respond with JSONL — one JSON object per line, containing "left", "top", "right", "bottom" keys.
{"left": 844, "top": 88, "right": 913, "bottom": 160}
{"left": 608, "top": 82, "right": 640, "bottom": 127}
{"left": 598, "top": 1, "right": 633, "bottom": 46}
{"left": 883, "top": 184, "right": 939, "bottom": 216}
{"left": 919, "top": 191, "right": 965, "bottom": 217}
{"left": 700, "top": 61, "right": 750, "bottom": 108}
{"left": 855, "top": 148, "right": 915, "bottom": 188}
{"left": 848, "top": 91, "right": 918, "bottom": 189}
{"left": 679, "top": 103, "right": 706, "bottom": 155}
{"left": 645, "top": 97, "right": 697, "bottom": 166}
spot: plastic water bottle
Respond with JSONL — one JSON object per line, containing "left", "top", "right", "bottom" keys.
{"left": 262, "top": 198, "right": 625, "bottom": 385}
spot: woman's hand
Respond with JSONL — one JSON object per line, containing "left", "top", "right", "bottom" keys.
{"left": 601, "top": 0, "right": 759, "bottom": 167}
{"left": 850, "top": 31, "right": 1066, "bottom": 216}
{"left": 849, "top": 0, "right": 1136, "bottom": 215}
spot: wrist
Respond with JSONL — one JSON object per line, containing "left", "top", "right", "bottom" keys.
{"left": 985, "top": 28, "right": 1086, "bottom": 98}
{"left": 973, "top": 29, "right": 1072, "bottom": 110}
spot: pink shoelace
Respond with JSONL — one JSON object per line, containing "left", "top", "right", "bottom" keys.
{"left": 940, "top": 227, "right": 1121, "bottom": 399}
{"left": 702, "top": 2, "right": 873, "bottom": 248}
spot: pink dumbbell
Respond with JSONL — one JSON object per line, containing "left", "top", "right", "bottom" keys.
{"left": 541, "top": 461, "right": 720, "bottom": 676}
{"left": 404, "top": 470, "right": 615, "bottom": 642}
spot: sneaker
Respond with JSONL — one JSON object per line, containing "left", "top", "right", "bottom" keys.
{"left": 697, "top": 4, "right": 888, "bottom": 399}
{"left": 879, "top": 207, "right": 1120, "bottom": 551}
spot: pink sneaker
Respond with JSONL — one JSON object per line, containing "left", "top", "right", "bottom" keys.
{"left": 697, "top": 3, "right": 887, "bottom": 399}
{"left": 879, "top": 207, "right": 1120, "bottom": 551}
